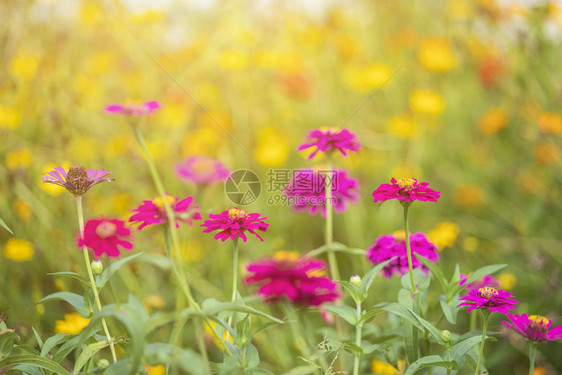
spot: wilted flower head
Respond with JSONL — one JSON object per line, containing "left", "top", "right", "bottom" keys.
{"left": 77, "top": 218, "right": 133, "bottom": 258}
{"left": 245, "top": 251, "right": 340, "bottom": 306}
{"left": 298, "top": 127, "right": 360, "bottom": 160}
{"left": 366, "top": 231, "right": 439, "bottom": 278}
{"left": 284, "top": 168, "right": 359, "bottom": 217}
{"left": 42, "top": 165, "right": 113, "bottom": 196}
{"left": 201, "top": 208, "right": 269, "bottom": 242}
{"left": 175, "top": 156, "right": 230, "bottom": 186}
{"left": 459, "top": 274, "right": 500, "bottom": 290}
{"left": 104, "top": 100, "right": 160, "bottom": 116}
{"left": 502, "top": 313, "right": 562, "bottom": 343}
{"left": 457, "top": 286, "right": 518, "bottom": 315}
{"left": 129, "top": 195, "right": 201, "bottom": 230}
{"left": 372, "top": 177, "right": 440, "bottom": 205}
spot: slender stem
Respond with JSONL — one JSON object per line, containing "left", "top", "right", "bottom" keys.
{"left": 226, "top": 239, "right": 239, "bottom": 341}
{"left": 403, "top": 205, "right": 416, "bottom": 294}
{"left": 324, "top": 161, "right": 339, "bottom": 281}
{"left": 353, "top": 301, "right": 362, "bottom": 375}
{"left": 75, "top": 196, "right": 117, "bottom": 363}
{"left": 474, "top": 311, "right": 490, "bottom": 375}
{"left": 446, "top": 342, "right": 451, "bottom": 375}
{"left": 529, "top": 343, "right": 536, "bottom": 375}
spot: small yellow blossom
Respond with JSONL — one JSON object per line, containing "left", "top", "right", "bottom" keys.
{"left": 534, "top": 142, "right": 559, "bottom": 165}
{"left": 273, "top": 250, "right": 301, "bottom": 262}
{"left": 386, "top": 116, "right": 418, "bottom": 139}
{"left": 254, "top": 127, "right": 290, "bottom": 166}
{"left": 40, "top": 163, "right": 68, "bottom": 196}
{"left": 345, "top": 63, "right": 393, "bottom": 93}
{"left": 204, "top": 321, "right": 233, "bottom": 348}
{"left": 479, "top": 108, "right": 508, "bottom": 134}
{"left": 409, "top": 89, "right": 445, "bottom": 115}
{"left": 142, "top": 295, "right": 166, "bottom": 314}
{"left": 6, "top": 148, "right": 32, "bottom": 170}
{"left": 219, "top": 50, "right": 248, "bottom": 70}
{"left": 181, "top": 128, "right": 221, "bottom": 156}
{"left": 418, "top": 37, "right": 458, "bottom": 71}
{"left": 428, "top": 222, "right": 460, "bottom": 250}
{"left": 4, "top": 238, "right": 34, "bottom": 262}
{"left": 144, "top": 365, "right": 166, "bottom": 375}
{"left": 370, "top": 359, "right": 399, "bottom": 375}
{"left": 10, "top": 50, "right": 39, "bottom": 80}
{"left": 80, "top": 1, "right": 104, "bottom": 28}
{"left": 497, "top": 273, "right": 517, "bottom": 290}
{"left": 55, "top": 313, "right": 91, "bottom": 334}
{"left": 0, "top": 106, "right": 21, "bottom": 130}
{"left": 13, "top": 199, "right": 32, "bottom": 222}
{"left": 537, "top": 112, "right": 562, "bottom": 134}
{"left": 453, "top": 184, "right": 484, "bottom": 206}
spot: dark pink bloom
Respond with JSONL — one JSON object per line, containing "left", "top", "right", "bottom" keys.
{"left": 284, "top": 168, "right": 359, "bottom": 217}
{"left": 42, "top": 165, "right": 113, "bottom": 196}
{"left": 372, "top": 178, "right": 440, "bottom": 205}
{"left": 459, "top": 274, "right": 500, "bottom": 289}
{"left": 129, "top": 195, "right": 202, "bottom": 230}
{"left": 175, "top": 156, "right": 230, "bottom": 186}
{"left": 104, "top": 101, "right": 160, "bottom": 116}
{"left": 245, "top": 255, "right": 340, "bottom": 306}
{"left": 502, "top": 313, "right": 562, "bottom": 342}
{"left": 366, "top": 232, "right": 439, "bottom": 278}
{"left": 77, "top": 218, "right": 133, "bottom": 258}
{"left": 200, "top": 208, "right": 269, "bottom": 242}
{"left": 298, "top": 128, "right": 360, "bottom": 159}
{"left": 457, "top": 287, "right": 518, "bottom": 315}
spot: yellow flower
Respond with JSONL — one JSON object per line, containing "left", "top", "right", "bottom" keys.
{"left": 106, "top": 134, "right": 132, "bottom": 159}
{"left": 54, "top": 313, "right": 90, "bottom": 334}
{"left": 537, "top": 112, "right": 562, "bottom": 134}
{"left": 39, "top": 163, "right": 68, "bottom": 196}
{"left": 273, "top": 250, "right": 300, "bottom": 262}
{"left": 254, "top": 50, "right": 280, "bottom": 69}
{"left": 386, "top": 116, "right": 418, "bottom": 139}
{"left": 144, "top": 365, "right": 166, "bottom": 375}
{"left": 409, "top": 89, "right": 445, "bottom": 115}
{"left": 418, "top": 37, "right": 458, "bottom": 71}
{"left": 276, "top": 51, "right": 304, "bottom": 74}
{"left": 4, "top": 238, "right": 34, "bottom": 262}
{"left": 389, "top": 165, "right": 421, "bottom": 181}
{"left": 204, "top": 321, "right": 233, "bottom": 348}
{"left": 446, "top": 0, "right": 474, "bottom": 20}
{"left": 534, "top": 142, "right": 559, "bottom": 165}
{"left": 80, "top": 1, "right": 103, "bottom": 28}
{"left": 479, "top": 108, "right": 508, "bottom": 134}
{"left": 345, "top": 63, "right": 393, "bottom": 93}
{"left": 142, "top": 295, "right": 165, "bottom": 314}
{"left": 497, "top": 273, "right": 517, "bottom": 290}
{"left": 181, "top": 128, "right": 221, "bottom": 156}
{"left": 5, "top": 148, "right": 32, "bottom": 170}
{"left": 159, "top": 102, "right": 189, "bottom": 128}
{"left": 0, "top": 106, "right": 21, "bottom": 130}
{"left": 13, "top": 198, "right": 32, "bottom": 222}
{"left": 370, "top": 359, "right": 399, "bottom": 375}
{"left": 10, "top": 50, "right": 39, "bottom": 80}
{"left": 453, "top": 184, "right": 484, "bottom": 206}
{"left": 219, "top": 50, "right": 248, "bottom": 70}
{"left": 427, "top": 222, "right": 460, "bottom": 251}
{"left": 254, "top": 127, "right": 290, "bottom": 167}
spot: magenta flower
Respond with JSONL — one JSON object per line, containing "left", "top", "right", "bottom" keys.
{"left": 366, "top": 232, "right": 439, "bottom": 278}
{"left": 129, "top": 195, "right": 202, "bottom": 230}
{"left": 502, "top": 313, "right": 562, "bottom": 342}
{"left": 42, "top": 165, "right": 113, "bottom": 196}
{"left": 175, "top": 156, "right": 230, "bottom": 186}
{"left": 457, "top": 287, "right": 518, "bottom": 315}
{"left": 372, "top": 178, "right": 440, "bottom": 205}
{"left": 284, "top": 168, "right": 359, "bottom": 217}
{"left": 104, "top": 100, "right": 160, "bottom": 116}
{"left": 298, "top": 128, "right": 360, "bottom": 159}
{"left": 459, "top": 274, "right": 500, "bottom": 290}
{"left": 201, "top": 208, "right": 269, "bottom": 242}
{"left": 77, "top": 218, "right": 133, "bottom": 258}
{"left": 245, "top": 254, "right": 340, "bottom": 306}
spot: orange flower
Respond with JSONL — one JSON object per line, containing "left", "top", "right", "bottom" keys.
{"left": 534, "top": 143, "right": 559, "bottom": 165}
{"left": 479, "top": 108, "right": 508, "bottom": 134}
{"left": 537, "top": 112, "right": 562, "bottom": 134}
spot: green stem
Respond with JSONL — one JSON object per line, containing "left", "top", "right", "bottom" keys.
{"left": 474, "top": 311, "right": 491, "bottom": 375}
{"left": 226, "top": 239, "right": 239, "bottom": 341}
{"left": 403, "top": 205, "right": 416, "bottom": 294}
{"left": 75, "top": 196, "right": 117, "bottom": 363}
{"left": 353, "top": 301, "right": 362, "bottom": 375}
{"left": 324, "top": 161, "right": 339, "bottom": 281}
{"left": 446, "top": 342, "right": 451, "bottom": 375}
{"left": 529, "top": 343, "right": 536, "bottom": 375}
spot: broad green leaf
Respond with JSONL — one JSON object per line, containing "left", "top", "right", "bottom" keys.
{"left": 439, "top": 299, "right": 459, "bottom": 324}
{"left": 46, "top": 272, "right": 91, "bottom": 289}
{"left": 98, "top": 252, "right": 143, "bottom": 289}
{"left": 12, "top": 345, "right": 39, "bottom": 356}
{"left": 0, "top": 329, "right": 19, "bottom": 357}
{"left": 417, "top": 256, "right": 447, "bottom": 294}
{"left": 322, "top": 304, "right": 357, "bottom": 325}
{"left": 342, "top": 342, "right": 362, "bottom": 355}
{"left": 73, "top": 340, "right": 112, "bottom": 374}
{"left": 0, "top": 217, "right": 13, "bottom": 235}
{"left": 404, "top": 355, "right": 456, "bottom": 374}
{"left": 450, "top": 334, "right": 496, "bottom": 363}
{"left": 40, "top": 333, "right": 68, "bottom": 357}
{"left": 38, "top": 292, "right": 91, "bottom": 318}
{"left": 360, "top": 258, "right": 393, "bottom": 296}
{"left": 358, "top": 307, "right": 385, "bottom": 326}
{"left": 0, "top": 354, "right": 71, "bottom": 375}
{"left": 243, "top": 343, "right": 260, "bottom": 368}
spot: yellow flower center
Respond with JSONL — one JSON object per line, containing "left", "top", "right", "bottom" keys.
{"left": 319, "top": 126, "right": 340, "bottom": 134}
{"left": 95, "top": 221, "right": 117, "bottom": 238}
{"left": 478, "top": 286, "right": 499, "bottom": 299}
{"left": 192, "top": 158, "right": 215, "bottom": 173}
{"left": 529, "top": 315, "right": 549, "bottom": 326}
{"left": 228, "top": 208, "right": 248, "bottom": 220}
{"left": 153, "top": 195, "right": 175, "bottom": 209}
{"left": 273, "top": 250, "right": 301, "bottom": 262}
{"left": 396, "top": 177, "right": 416, "bottom": 189}
{"left": 392, "top": 230, "right": 406, "bottom": 240}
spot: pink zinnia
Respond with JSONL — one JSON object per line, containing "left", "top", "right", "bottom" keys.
{"left": 298, "top": 127, "right": 360, "bottom": 160}
{"left": 284, "top": 168, "right": 359, "bottom": 217}
{"left": 245, "top": 253, "right": 340, "bottom": 306}
{"left": 175, "top": 156, "right": 230, "bottom": 186}
{"left": 459, "top": 274, "right": 500, "bottom": 290}
{"left": 77, "top": 218, "right": 133, "bottom": 258}
{"left": 104, "top": 100, "right": 160, "bottom": 116}
{"left": 502, "top": 313, "right": 562, "bottom": 342}
{"left": 372, "top": 178, "right": 440, "bottom": 205}
{"left": 457, "top": 287, "right": 518, "bottom": 315}
{"left": 42, "top": 165, "right": 113, "bottom": 196}
{"left": 366, "top": 232, "right": 439, "bottom": 278}
{"left": 200, "top": 208, "right": 269, "bottom": 242}
{"left": 129, "top": 195, "right": 202, "bottom": 230}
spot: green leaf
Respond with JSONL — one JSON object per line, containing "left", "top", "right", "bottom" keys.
{"left": 454, "top": 264, "right": 507, "bottom": 296}
{"left": 417, "top": 255, "right": 447, "bottom": 294}
{"left": 342, "top": 342, "right": 362, "bottom": 355}
{"left": 39, "top": 333, "right": 68, "bottom": 357}
{"left": 0, "top": 329, "right": 19, "bottom": 357}
{"left": 247, "top": 369, "right": 275, "bottom": 375}
{"left": 73, "top": 340, "right": 112, "bottom": 374}
{"left": 404, "top": 355, "right": 456, "bottom": 374}
{"left": 243, "top": 343, "right": 260, "bottom": 369}
{"left": 360, "top": 258, "right": 393, "bottom": 296}
{"left": 321, "top": 304, "right": 357, "bottom": 325}
{"left": 0, "top": 354, "right": 71, "bottom": 375}
{"left": 362, "top": 343, "right": 380, "bottom": 354}
{"left": 98, "top": 252, "right": 143, "bottom": 289}
{"left": 47, "top": 272, "right": 91, "bottom": 289}
{"left": 439, "top": 299, "right": 459, "bottom": 325}
{"left": 144, "top": 343, "right": 204, "bottom": 374}
{"left": 201, "top": 299, "right": 284, "bottom": 323}
{"left": 450, "top": 334, "right": 495, "bottom": 363}
{"left": 381, "top": 303, "right": 445, "bottom": 345}
{"left": 38, "top": 292, "right": 91, "bottom": 318}
{"left": 281, "top": 366, "right": 318, "bottom": 375}
{"left": 144, "top": 308, "right": 196, "bottom": 335}
{"left": 403, "top": 321, "right": 418, "bottom": 364}
{"left": 0, "top": 217, "right": 13, "bottom": 235}
{"left": 358, "top": 307, "right": 386, "bottom": 326}
{"left": 32, "top": 328, "right": 43, "bottom": 349}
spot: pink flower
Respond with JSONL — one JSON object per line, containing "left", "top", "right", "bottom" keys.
{"left": 284, "top": 168, "right": 359, "bottom": 217}
{"left": 77, "top": 218, "right": 133, "bottom": 258}
{"left": 372, "top": 178, "right": 440, "bottom": 205}
{"left": 129, "top": 195, "right": 202, "bottom": 230}
{"left": 201, "top": 208, "right": 269, "bottom": 242}
{"left": 42, "top": 165, "right": 113, "bottom": 196}
{"left": 298, "top": 128, "right": 360, "bottom": 160}
{"left": 459, "top": 274, "right": 500, "bottom": 289}
{"left": 502, "top": 313, "right": 562, "bottom": 342}
{"left": 457, "top": 287, "right": 518, "bottom": 315}
{"left": 104, "top": 101, "right": 160, "bottom": 116}
{"left": 175, "top": 156, "right": 230, "bottom": 186}
{"left": 366, "top": 232, "right": 439, "bottom": 278}
{"left": 245, "top": 253, "right": 340, "bottom": 306}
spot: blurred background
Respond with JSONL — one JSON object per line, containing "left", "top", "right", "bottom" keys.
{"left": 0, "top": 0, "right": 561, "bottom": 373}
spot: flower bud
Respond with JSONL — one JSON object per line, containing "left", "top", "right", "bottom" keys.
{"left": 441, "top": 329, "right": 451, "bottom": 342}
{"left": 91, "top": 260, "right": 103, "bottom": 275}
{"left": 350, "top": 274, "right": 361, "bottom": 287}
{"left": 97, "top": 359, "right": 110, "bottom": 370}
